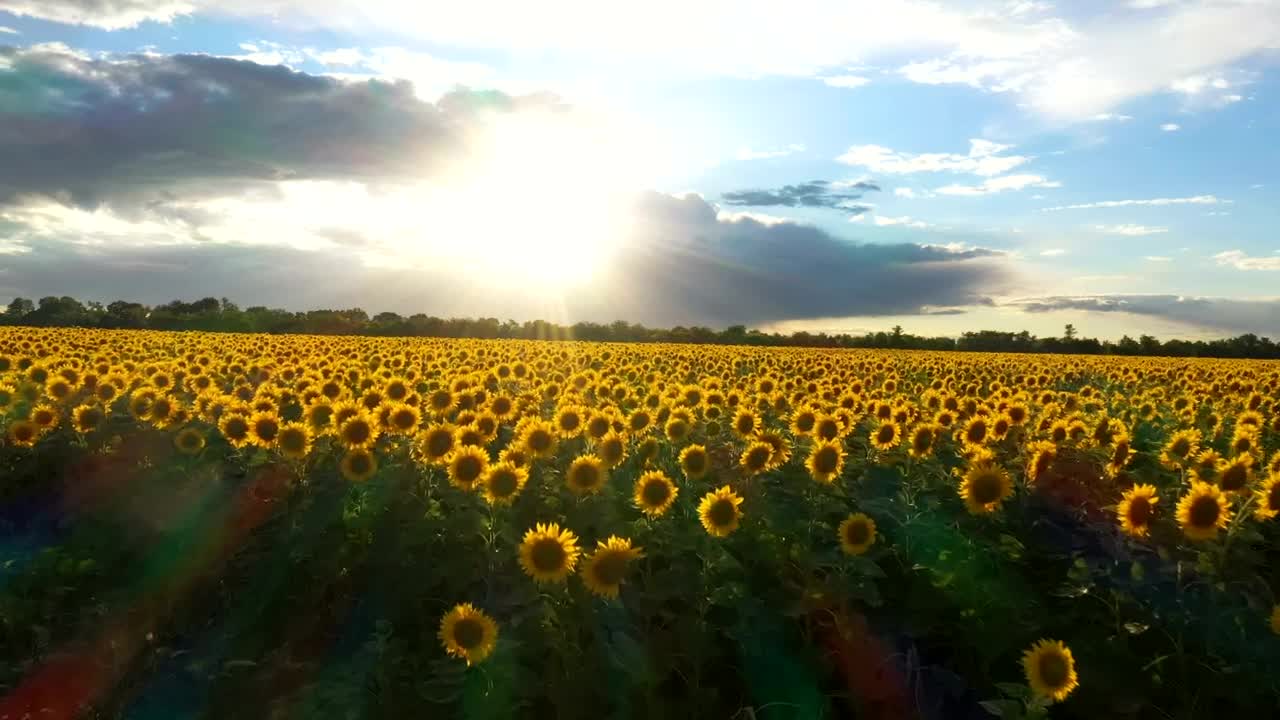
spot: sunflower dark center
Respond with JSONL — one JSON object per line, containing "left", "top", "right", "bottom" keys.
{"left": 967, "top": 423, "right": 987, "bottom": 444}
{"left": 527, "top": 429, "right": 552, "bottom": 452}
{"left": 559, "top": 414, "right": 581, "bottom": 431}
{"left": 427, "top": 431, "right": 453, "bottom": 457}
{"left": 1219, "top": 464, "right": 1248, "bottom": 491}
{"left": 683, "top": 452, "right": 707, "bottom": 473}
{"left": 225, "top": 418, "right": 248, "bottom": 438}
{"left": 971, "top": 471, "right": 1004, "bottom": 504}
{"left": 455, "top": 456, "right": 484, "bottom": 483}
{"left": 746, "top": 447, "right": 770, "bottom": 470}
{"left": 1189, "top": 496, "right": 1220, "bottom": 528}
{"left": 1171, "top": 438, "right": 1191, "bottom": 457}
{"left": 488, "top": 470, "right": 519, "bottom": 497}
{"left": 708, "top": 499, "right": 736, "bottom": 527}
{"left": 1127, "top": 497, "right": 1152, "bottom": 525}
{"left": 531, "top": 538, "right": 567, "bottom": 572}
{"left": 877, "top": 426, "right": 896, "bottom": 444}
{"left": 1037, "top": 652, "right": 1070, "bottom": 689}
{"left": 392, "top": 410, "right": 415, "bottom": 429}
{"left": 796, "top": 414, "right": 815, "bottom": 432}
{"left": 814, "top": 447, "right": 839, "bottom": 474}
{"left": 1268, "top": 484, "right": 1280, "bottom": 511}
{"left": 452, "top": 618, "right": 484, "bottom": 649}
{"left": 845, "top": 520, "right": 871, "bottom": 545}
{"left": 588, "top": 418, "right": 610, "bottom": 437}
{"left": 347, "top": 453, "right": 372, "bottom": 475}
{"left": 592, "top": 552, "right": 629, "bottom": 586}
{"left": 642, "top": 480, "right": 671, "bottom": 507}
{"left": 343, "top": 421, "right": 371, "bottom": 445}
{"left": 570, "top": 464, "right": 601, "bottom": 489}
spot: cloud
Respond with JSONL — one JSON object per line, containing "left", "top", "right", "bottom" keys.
{"left": 1011, "top": 295, "right": 1280, "bottom": 335}
{"left": 0, "top": 45, "right": 560, "bottom": 211}
{"left": 1040, "top": 248, "right": 1066, "bottom": 256}
{"left": 735, "top": 144, "right": 805, "bottom": 161}
{"left": 0, "top": 0, "right": 195, "bottom": 29}
{"left": 0, "top": 191, "right": 1010, "bottom": 327}
{"left": 0, "top": 25, "right": 20, "bottom": 34}
{"left": 1160, "top": 122, "right": 1181, "bottom": 131}
{"left": 936, "top": 174, "right": 1060, "bottom": 196}
{"left": 822, "top": 75, "right": 870, "bottom": 89}
{"left": 837, "top": 139, "right": 1030, "bottom": 177}
{"left": 720, "top": 179, "right": 879, "bottom": 210}
{"left": 1094, "top": 224, "right": 1169, "bottom": 236}
{"left": 872, "top": 215, "right": 932, "bottom": 229}
{"left": 1090, "top": 113, "right": 1133, "bottom": 121}
{"left": 893, "top": 188, "right": 919, "bottom": 199}
{"left": 1145, "top": 255, "right": 1172, "bottom": 262}
{"left": 1213, "top": 250, "right": 1280, "bottom": 271}
{"left": 1040, "top": 195, "right": 1226, "bottom": 211}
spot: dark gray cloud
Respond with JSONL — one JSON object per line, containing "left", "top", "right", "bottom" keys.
{"left": 721, "top": 180, "right": 879, "bottom": 211}
{"left": 1013, "top": 295, "right": 1280, "bottom": 336}
{"left": 0, "top": 192, "right": 1010, "bottom": 326}
{"left": 0, "top": 45, "right": 557, "bottom": 210}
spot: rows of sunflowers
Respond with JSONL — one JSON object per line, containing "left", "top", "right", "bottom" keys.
{"left": 2, "top": 326, "right": 1279, "bottom": 719}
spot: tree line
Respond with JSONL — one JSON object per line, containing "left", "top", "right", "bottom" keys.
{"left": 3, "top": 296, "right": 1279, "bottom": 359}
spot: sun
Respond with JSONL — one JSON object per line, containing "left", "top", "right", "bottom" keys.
{"left": 420, "top": 110, "right": 638, "bottom": 287}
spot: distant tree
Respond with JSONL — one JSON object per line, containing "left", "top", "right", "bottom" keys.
{"left": 1064, "top": 323, "right": 1078, "bottom": 340}
{"left": 5, "top": 297, "right": 35, "bottom": 320}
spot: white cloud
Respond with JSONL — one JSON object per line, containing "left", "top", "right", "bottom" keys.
{"left": 873, "top": 214, "right": 932, "bottom": 228}
{"left": 936, "top": 173, "right": 1060, "bottom": 196}
{"left": 1145, "top": 255, "right": 1172, "bottom": 262}
{"left": 1095, "top": 224, "right": 1169, "bottom": 236}
{"left": 1040, "top": 248, "right": 1066, "bottom": 256}
{"left": 1041, "top": 195, "right": 1226, "bottom": 211}
{"left": 0, "top": 0, "right": 194, "bottom": 29}
{"left": 1074, "top": 274, "right": 1132, "bottom": 282}
{"left": 303, "top": 45, "right": 495, "bottom": 100}
{"left": 1251, "top": 184, "right": 1265, "bottom": 189}
{"left": 736, "top": 144, "right": 805, "bottom": 161}
{"left": 1090, "top": 113, "right": 1133, "bottom": 121}
{"left": 822, "top": 75, "right": 871, "bottom": 89}
{"left": 305, "top": 47, "right": 366, "bottom": 66}
{"left": 1008, "top": 1, "right": 1054, "bottom": 16}
{"left": 894, "top": 188, "right": 918, "bottom": 199}
{"left": 1214, "top": 250, "right": 1280, "bottom": 271}
{"left": 1160, "top": 122, "right": 1181, "bottom": 131}
{"left": 0, "top": 25, "right": 19, "bottom": 34}
{"left": 837, "top": 139, "right": 1030, "bottom": 177}
{"left": 229, "top": 40, "right": 306, "bottom": 67}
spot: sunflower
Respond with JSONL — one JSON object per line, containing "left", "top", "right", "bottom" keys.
{"left": 1022, "top": 639, "right": 1079, "bottom": 703}
{"left": 30, "top": 404, "right": 59, "bottom": 431}
{"left": 634, "top": 470, "right": 678, "bottom": 517}
{"left": 385, "top": 402, "right": 421, "bottom": 435}
{"left": 1105, "top": 435, "right": 1133, "bottom": 478}
{"left": 1160, "top": 429, "right": 1201, "bottom": 468}
{"left": 0, "top": 382, "right": 16, "bottom": 413}
{"left": 337, "top": 412, "right": 379, "bottom": 450}
{"left": 663, "top": 417, "right": 691, "bottom": 444}
{"left": 790, "top": 407, "right": 818, "bottom": 436}
{"left": 518, "top": 419, "right": 558, "bottom": 459}
{"left": 871, "top": 421, "right": 900, "bottom": 451}
{"left": 245, "top": 410, "right": 281, "bottom": 448}
{"left": 908, "top": 424, "right": 937, "bottom": 458}
{"left": 757, "top": 430, "right": 792, "bottom": 469}
{"left": 1116, "top": 484, "right": 1158, "bottom": 538}
{"left": 960, "top": 416, "right": 989, "bottom": 448}
{"left": 627, "top": 409, "right": 653, "bottom": 435}
{"left": 595, "top": 431, "right": 626, "bottom": 469}
{"left": 806, "top": 440, "right": 845, "bottom": 484}
{"left": 277, "top": 422, "right": 312, "bottom": 459}
{"left": 518, "top": 522, "right": 580, "bottom": 584}
{"left": 339, "top": 448, "right": 378, "bottom": 483}
{"left": 7, "top": 419, "right": 39, "bottom": 447}
{"left": 566, "top": 454, "right": 607, "bottom": 495}
{"left": 739, "top": 441, "right": 772, "bottom": 476}
{"left": 418, "top": 423, "right": 457, "bottom": 464}
{"left": 1229, "top": 426, "right": 1258, "bottom": 456}
{"left": 1216, "top": 454, "right": 1254, "bottom": 493}
{"left": 555, "top": 405, "right": 585, "bottom": 438}
{"left": 959, "top": 461, "right": 1013, "bottom": 514}
{"left": 838, "top": 513, "right": 877, "bottom": 555}
{"left": 219, "top": 412, "right": 252, "bottom": 448}
{"left": 304, "top": 399, "right": 336, "bottom": 434}
{"left": 581, "top": 536, "right": 644, "bottom": 599}
{"left": 1176, "top": 482, "right": 1232, "bottom": 541}
{"left": 499, "top": 445, "right": 530, "bottom": 468}
{"left": 438, "top": 603, "right": 498, "bottom": 666}
{"left": 672, "top": 443, "right": 707, "bottom": 480}
{"left": 174, "top": 427, "right": 206, "bottom": 455}
{"left": 698, "top": 486, "right": 744, "bottom": 537}
{"left": 481, "top": 462, "right": 527, "bottom": 505}
{"left": 732, "top": 409, "right": 759, "bottom": 438}
{"left": 813, "top": 414, "right": 843, "bottom": 442}
{"left": 448, "top": 446, "right": 490, "bottom": 491}
{"left": 1025, "top": 440, "right": 1057, "bottom": 483}
{"left": 71, "top": 404, "right": 105, "bottom": 434}
{"left": 1252, "top": 474, "right": 1280, "bottom": 521}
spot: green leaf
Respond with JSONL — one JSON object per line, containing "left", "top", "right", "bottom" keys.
{"left": 980, "top": 699, "right": 1023, "bottom": 718}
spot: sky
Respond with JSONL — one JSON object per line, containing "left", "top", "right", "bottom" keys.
{"left": 0, "top": 0, "right": 1278, "bottom": 340}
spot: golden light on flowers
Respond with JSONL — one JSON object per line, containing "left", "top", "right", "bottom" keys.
{"left": 219, "top": 412, "right": 252, "bottom": 448}
{"left": 871, "top": 421, "right": 900, "bottom": 451}
{"left": 908, "top": 424, "right": 936, "bottom": 458}
{"left": 339, "top": 448, "right": 378, "bottom": 483}
{"left": 959, "top": 461, "right": 1013, "bottom": 514}
{"left": 71, "top": 404, "right": 105, "bottom": 434}
{"left": 740, "top": 441, "right": 772, "bottom": 476}
{"left": 7, "top": 419, "right": 39, "bottom": 447}
{"left": 732, "top": 409, "right": 759, "bottom": 438}
{"left": 679, "top": 444, "right": 710, "bottom": 480}
{"left": 698, "top": 486, "right": 744, "bottom": 537}
{"left": 1254, "top": 474, "right": 1280, "bottom": 521}
{"left": 438, "top": 603, "right": 498, "bottom": 666}
{"left": 481, "top": 462, "right": 528, "bottom": 505}
{"left": 838, "top": 513, "right": 877, "bottom": 555}
{"left": 1026, "top": 440, "right": 1056, "bottom": 483}
{"left": 1176, "top": 482, "right": 1232, "bottom": 541}
{"left": 757, "top": 430, "right": 792, "bottom": 469}
{"left": 277, "top": 422, "right": 312, "bottom": 459}
{"left": 1117, "top": 484, "right": 1158, "bottom": 538}
{"left": 580, "top": 536, "right": 644, "bottom": 599}
{"left": 519, "top": 419, "right": 558, "bottom": 459}
{"left": 566, "top": 454, "right": 607, "bottom": 495}
{"left": 1216, "top": 454, "right": 1254, "bottom": 493}
{"left": 337, "top": 412, "right": 379, "bottom": 450}
{"left": 518, "top": 522, "right": 580, "bottom": 584}
{"left": 595, "top": 431, "right": 626, "bottom": 468}
{"left": 806, "top": 440, "right": 845, "bottom": 484}
{"left": 447, "top": 445, "right": 490, "bottom": 491}
{"left": 634, "top": 470, "right": 678, "bottom": 516}
{"left": 175, "top": 427, "right": 206, "bottom": 455}
{"left": 1161, "top": 429, "right": 1201, "bottom": 468}
{"left": 1021, "top": 639, "right": 1079, "bottom": 703}
{"left": 419, "top": 423, "right": 457, "bottom": 464}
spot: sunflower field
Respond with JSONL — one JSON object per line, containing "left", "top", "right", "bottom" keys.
{"left": 2, "top": 327, "right": 1280, "bottom": 719}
